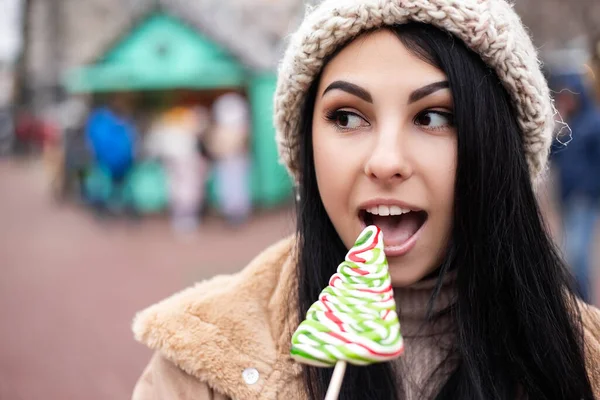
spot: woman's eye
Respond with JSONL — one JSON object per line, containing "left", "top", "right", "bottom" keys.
{"left": 326, "top": 110, "right": 369, "bottom": 130}
{"left": 414, "top": 111, "right": 454, "bottom": 130}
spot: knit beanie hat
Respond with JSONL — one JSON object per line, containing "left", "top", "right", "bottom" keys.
{"left": 274, "top": 0, "right": 555, "bottom": 183}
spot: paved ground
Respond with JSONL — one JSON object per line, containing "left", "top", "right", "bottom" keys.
{"left": 0, "top": 159, "right": 597, "bottom": 400}
{"left": 0, "top": 158, "right": 296, "bottom": 400}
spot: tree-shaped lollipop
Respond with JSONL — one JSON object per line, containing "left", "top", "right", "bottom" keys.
{"left": 291, "top": 225, "right": 404, "bottom": 399}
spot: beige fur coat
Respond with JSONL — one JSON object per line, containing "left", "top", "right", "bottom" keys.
{"left": 131, "top": 236, "right": 600, "bottom": 400}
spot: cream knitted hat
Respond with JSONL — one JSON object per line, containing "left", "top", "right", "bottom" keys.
{"left": 274, "top": 0, "right": 555, "bottom": 183}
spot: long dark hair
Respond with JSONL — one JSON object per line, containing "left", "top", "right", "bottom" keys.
{"left": 293, "top": 23, "right": 594, "bottom": 400}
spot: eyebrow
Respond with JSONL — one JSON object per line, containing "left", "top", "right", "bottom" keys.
{"left": 323, "top": 81, "right": 373, "bottom": 103}
{"left": 322, "top": 79, "right": 450, "bottom": 105}
{"left": 408, "top": 81, "right": 449, "bottom": 104}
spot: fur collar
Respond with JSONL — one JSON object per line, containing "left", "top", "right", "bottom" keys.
{"left": 132, "top": 236, "right": 303, "bottom": 400}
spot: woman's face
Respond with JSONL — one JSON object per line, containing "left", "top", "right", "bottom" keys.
{"left": 312, "top": 29, "right": 457, "bottom": 287}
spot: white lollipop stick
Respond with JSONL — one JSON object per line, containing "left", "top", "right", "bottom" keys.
{"left": 324, "top": 361, "right": 347, "bottom": 400}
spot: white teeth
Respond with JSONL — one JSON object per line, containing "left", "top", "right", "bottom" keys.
{"left": 389, "top": 205, "right": 403, "bottom": 215}
{"left": 365, "top": 205, "right": 411, "bottom": 216}
{"left": 378, "top": 205, "right": 390, "bottom": 216}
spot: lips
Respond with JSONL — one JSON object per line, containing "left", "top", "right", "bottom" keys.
{"left": 358, "top": 201, "right": 427, "bottom": 256}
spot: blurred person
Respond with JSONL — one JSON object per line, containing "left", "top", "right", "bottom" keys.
{"left": 145, "top": 106, "right": 210, "bottom": 232}
{"left": 0, "top": 106, "right": 14, "bottom": 156}
{"left": 552, "top": 73, "right": 600, "bottom": 303}
{"left": 131, "top": 1, "right": 600, "bottom": 399}
{"left": 85, "top": 101, "right": 138, "bottom": 215}
{"left": 592, "top": 41, "right": 600, "bottom": 103}
{"left": 51, "top": 96, "right": 91, "bottom": 201}
{"left": 13, "top": 108, "right": 44, "bottom": 155}
{"left": 207, "top": 92, "right": 252, "bottom": 225}
{"left": 34, "top": 103, "right": 69, "bottom": 200}
{"left": 40, "top": 104, "right": 66, "bottom": 200}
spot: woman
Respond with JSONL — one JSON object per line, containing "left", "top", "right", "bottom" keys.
{"left": 131, "top": 1, "right": 600, "bottom": 399}
{"left": 145, "top": 106, "right": 209, "bottom": 232}
{"left": 208, "top": 92, "right": 252, "bottom": 225}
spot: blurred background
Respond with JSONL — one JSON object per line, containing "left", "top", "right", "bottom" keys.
{"left": 0, "top": 0, "right": 599, "bottom": 398}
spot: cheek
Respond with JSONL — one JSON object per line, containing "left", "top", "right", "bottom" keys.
{"left": 312, "top": 123, "right": 359, "bottom": 238}
{"left": 415, "top": 135, "right": 456, "bottom": 198}
{"left": 433, "top": 154, "right": 456, "bottom": 203}
{"left": 312, "top": 116, "right": 360, "bottom": 194}
{"left": 423, "top": 138, "right": 457, "bottom": 230}
{"left": 313, "top": 132, "right": 343, "bottom": 188}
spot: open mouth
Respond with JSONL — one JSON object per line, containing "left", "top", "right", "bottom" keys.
{"left": 359, "top": 205, "right": 428, "bottom": 255}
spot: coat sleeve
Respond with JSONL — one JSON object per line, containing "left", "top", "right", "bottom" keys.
{"left": 132, "top": 352, "right": 230, "bottom": 400}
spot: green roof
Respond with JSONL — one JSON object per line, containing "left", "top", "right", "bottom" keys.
{"left": 65, "top": 13, "right": 247, "bottom": 92}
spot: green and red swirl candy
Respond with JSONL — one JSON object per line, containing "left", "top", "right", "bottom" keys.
{"left": 290, "top": 225, "right": 404, "bottom": 367}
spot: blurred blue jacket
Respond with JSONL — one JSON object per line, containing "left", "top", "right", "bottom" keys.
{"left": 86, "top": 107, "right": 137, "bottom": 179}
{"left": 551, "top": 74, "right": 600, "bottom": 202}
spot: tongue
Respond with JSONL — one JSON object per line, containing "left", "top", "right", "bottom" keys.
{"left": 371, "top": 213, "right": 422, "bottom": 246}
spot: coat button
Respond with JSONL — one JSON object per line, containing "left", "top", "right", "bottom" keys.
{"left": 242, "top": 368, "right": 260, "bottom": 385}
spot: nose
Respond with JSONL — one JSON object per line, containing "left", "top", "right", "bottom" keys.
{"left": 364, "top": 129, "right": 413, "bottom": 182}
